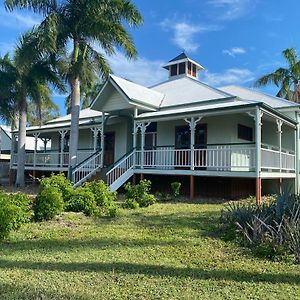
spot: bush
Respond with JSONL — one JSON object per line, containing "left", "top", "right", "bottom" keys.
{"left": 123, "top": 198, "right": 140, "bottom": 209}
{"left": 221, "top": 193, "right": 300, "bottom": 263}
{"left": 124, "top": 180, "right": 156, "bottom": 208}
{"left": 171, "top": 182, "right": 181, "bottom": 198}
{"left": 34, "top": 186, "right": 64, "bottom": 221}
{"left": 39, "top": 173, "right": 73, "bottom": 203}
{"left": 66, "top": 187, "right": 97, "bottom": 216}
{"left": 83, "top": 180, "right": 116, "bottom": 207}
{"left": 0, "top": 192, "right": 32, "bottom": 240}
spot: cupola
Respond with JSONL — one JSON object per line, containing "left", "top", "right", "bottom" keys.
{"left": 162, "top": 52, "right": 204, "bottom": 79}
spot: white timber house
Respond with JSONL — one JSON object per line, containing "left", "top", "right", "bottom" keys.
{"left": 10, "top": 53, "right": 300, "bottom": 202}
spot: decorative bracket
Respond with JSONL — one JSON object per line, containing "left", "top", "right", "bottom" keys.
{"left": 184, "top": 117, "right": 202, "bottom": 131}
{"left": 276, "top": 119, "right": 283, "bottom": 133}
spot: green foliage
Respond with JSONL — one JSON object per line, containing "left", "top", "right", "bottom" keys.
{"left": 221, "top": 193, "right": 300, "bottom": 263}
{"left": 34, "top": 186, "right": 64, "bottom": 221}
{"left": 82, "top": 181, "right": 118, "bottom": 217}
{"left": 39, "top": 173, "right": 74, "bottom": 203}
{"left": 0, "top": 192, "right": 32, "bottom": 240}
{"left": 124, "top": 179, "right": 156, "bottom": 208}
{"left": 170, "top": 182, "right": 181, "bottom": 198}
{"left": 83, "top": 180, "right": 116, "bottom": 207}
{"left": 66, "top": 187, "right": 97, "bottom": 216}
{"left": 123, "top": 198, "right": 140, "bottom": 209}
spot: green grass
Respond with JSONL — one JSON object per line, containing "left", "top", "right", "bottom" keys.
{"left": 0, "top": 202, "right": 299, "bottom": 299}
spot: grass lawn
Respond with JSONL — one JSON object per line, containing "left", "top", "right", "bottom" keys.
{"left": 0, "top": 202, "right": 299, "bottom": 300}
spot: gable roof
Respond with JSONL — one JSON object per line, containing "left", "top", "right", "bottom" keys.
{"left": 91, "top": 75, "right": 165, "bottom": 111}
{"left": 151, "top": 77, "right": 234, "bottom": 107}
{"left": 109, "top": 75, "right": 164, "bottom": 108}
{"left": 219, "top": 85, "right": 300, "bottom": 109}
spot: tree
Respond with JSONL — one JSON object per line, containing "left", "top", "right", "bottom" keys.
{"left": 65, "top": 79, "right": 104, "bottom": 114}
{"left": 255, "top": 48, "right": 300, "bottom": 102}
{"left": 27, "top": 100, "right": 60, "bottom": 126}
{"left": 0, "top": 31, "right": 63, "bottom": 186}
{"left": 5, "top": 0, "right": 143, "bottom": 168}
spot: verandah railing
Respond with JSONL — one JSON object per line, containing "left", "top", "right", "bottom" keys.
{"left": 135, "top": 144, "right": 257, "bottom": 171}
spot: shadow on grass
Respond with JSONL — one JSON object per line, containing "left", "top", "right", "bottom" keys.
{"left": 0, "top": 236, "right": 185, "bottom": 254}
{"left": 0, "top": 282, "right": 88, "bottom": 300}
{"left": 0, "top": 259, "right": 299, "bottom": 285}
{"left": 134, "top": 209, "right": 222, "bottom": 239}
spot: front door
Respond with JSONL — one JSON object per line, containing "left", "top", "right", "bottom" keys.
{"left": 104, "top": 132, "right": 115, "bottom": 167}
{"left": 175, "top": 124, "right": 207, "bottom": 167}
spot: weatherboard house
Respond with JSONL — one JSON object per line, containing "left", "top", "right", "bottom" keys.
{"left": 11, "top": 53, "right": 300, "bottom": 202}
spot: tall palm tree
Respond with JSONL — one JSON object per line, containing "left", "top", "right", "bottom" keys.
{"left": 255, "top": 48, "right": 300, "bottom": 102}
{"left": 65, "top": 79, "right": 104, "bottom": 114}
{"left": 0, "top": 31, "right": 63, "bottom": 186}
{"left": 5, "top": 0, "right": 143, "bottom": 167}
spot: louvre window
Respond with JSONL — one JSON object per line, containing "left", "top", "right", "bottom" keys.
{"left": 179, "top": 62, "right": 186, "bottom": 75}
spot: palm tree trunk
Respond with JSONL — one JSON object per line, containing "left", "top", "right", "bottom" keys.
{"left": 15, "top": 99, "right": 27, "bottom": 187}
{"left": 69, "top": 76, "right": 81, "bottom": 167}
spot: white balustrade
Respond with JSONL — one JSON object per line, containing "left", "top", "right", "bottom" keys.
{"left": 72, "top": 150, "right": 102, "bottom": 187}
{"left": 107, "top": 150, "right": 135, "bottom": 186}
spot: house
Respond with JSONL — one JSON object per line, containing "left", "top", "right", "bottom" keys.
{"left": 0, "top": 125, "right": 49, "bottom": 182}
{"left": 10, "top": 53, "right": 300, "bottom": 202}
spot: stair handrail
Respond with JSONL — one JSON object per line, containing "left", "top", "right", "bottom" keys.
{"left": 106, "top": 149, "right": 135, "bottom": 186}
{"left": 70, "top": 150, "right": 103, "bottom": 187}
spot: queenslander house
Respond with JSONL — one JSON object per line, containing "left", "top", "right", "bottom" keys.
{"left": 10, "top": 53, "right": 300, "bottom": 203}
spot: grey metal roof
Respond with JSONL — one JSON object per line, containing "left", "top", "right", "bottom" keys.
{"left": 110, "top": 75, "right": 164, "bottom": 108}
{"left": 151, "top": 77, "right": 234, "bottom": 107}
{"left": 137, "top": 98, "right": 252, "bottom": 119}
{"left": 220, "top": 85, "right": 300, "bottom": 109}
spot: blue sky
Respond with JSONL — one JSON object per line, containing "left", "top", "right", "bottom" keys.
{"left": 0, "top": 0, "right": 299, "bottom": 115}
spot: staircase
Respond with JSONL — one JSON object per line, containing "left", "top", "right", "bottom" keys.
{"left": 71, "top": 150, "right": 103, "bottom": 188}
{"left": 106, "top": 150, "right": 135, "bottom": 191}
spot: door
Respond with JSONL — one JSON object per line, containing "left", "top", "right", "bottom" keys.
{"left": 104, "top": 132, "right": 115, "bottom": 167}
{"left": 175, "top": 124, "right": 207, "bottom": 168}
{"left": 144, "top": 123, "right": 157, "bottom": 167}
{"left": 194, "top": 124, "right": 207, "bottom": 169}
{"left": 175, "top": 125, "right": 191, "bottom": 167}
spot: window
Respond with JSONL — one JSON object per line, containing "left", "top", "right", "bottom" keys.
{"left": 192, "top": 64, "right": 197, "bottom": 77}
{"left": 187, "top": 61, "right": 192, "bottom": 75}
{"left": 170, "top": 64, "right": 177, "bottom": 76}
{"left": 178, "top": 62, "right": 186, "bottom": 75}
{"left": 238, "top": 124, "right": 253, "bottom": 141}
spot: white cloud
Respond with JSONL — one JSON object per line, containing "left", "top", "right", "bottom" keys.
{"left": 106, "top": 50, "right": 168, "bottom": 86}
{"left": 161, "top": 19, "right": 220, "bottom": 52}
{"left": 222, "top": 47, "right": 246, "bottom": 57}
{"left": 207, "top": 0, "right": 253, "bottom": 20}
{"left": 201, "top": 68, "right": 254, "bottom": 86}
{"left": 0, "top": 8, "right": 40, "bottom": 29}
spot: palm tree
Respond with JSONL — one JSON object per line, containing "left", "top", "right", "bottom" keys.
{"left": 65, "top": 79, "right": 104, "bottom": 114}
{"left": 5, "top": 0, "right": 143, "bottom": 168}
{"left": 255, "top": 48, "right": 300, "bottom": 102}
{"left": 0, "top": 31, "right": 63, "bottom": 186}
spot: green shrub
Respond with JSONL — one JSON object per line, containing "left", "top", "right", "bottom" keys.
{"left": 0, "top": 192, "right": 32, "bottom": 240}
{"left": 39, "top": 173, "right": 73, "bottom": 203}
{"left": 170, "top": 182, "right": 181, "bottom": 198}
{"left": 83, "top": 180, "right": 116, "bottom": 207}
{"left": 66, "top": 187, "right": 97, "bottom": 216}
{"left": 221, "top": 193, "right": 300, "bottom": 263}
{"left": 157, "top": 192, "right": 172, "bottom": 202}
{"left": 123, "top": 198, "right": 140, "bottom": 209}
{"left": 124, "top": 180, "right": 156, "bottom": 208}
{"left": 34, "top": 186, "right": 64, "bottom": 221}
